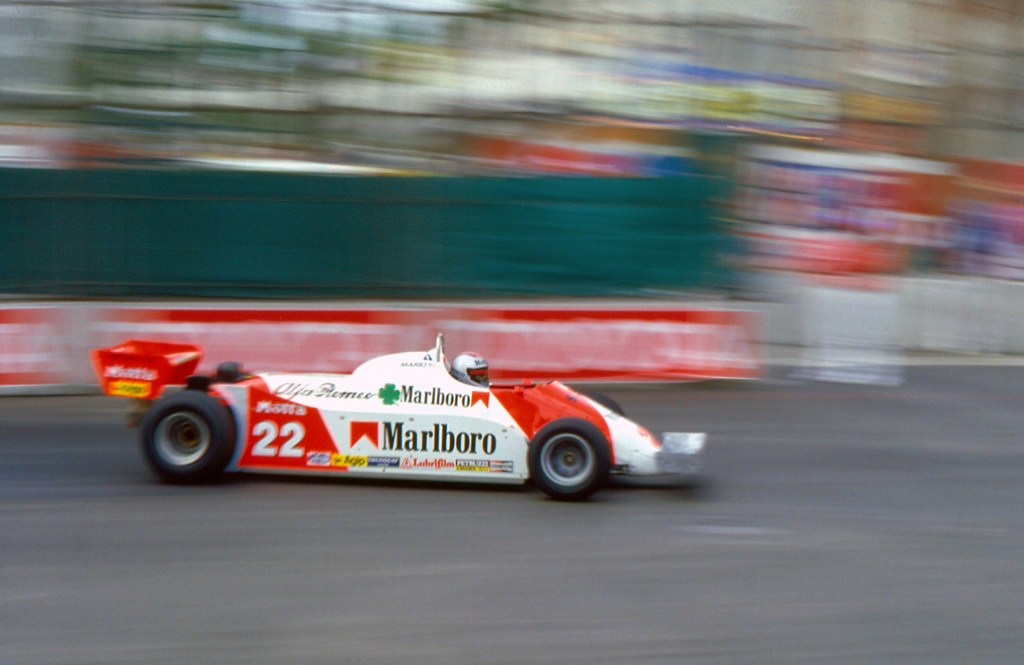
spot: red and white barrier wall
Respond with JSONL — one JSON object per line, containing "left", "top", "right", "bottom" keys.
{"left": 0, "top": 306, "right": 91, "bottom": 389}
{"left": 1, "top": 303, "right": 765, "bottom": 393}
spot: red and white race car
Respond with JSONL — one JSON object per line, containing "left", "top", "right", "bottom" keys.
{"left": 91, "top": 335, "right": 705, "bottom": 501}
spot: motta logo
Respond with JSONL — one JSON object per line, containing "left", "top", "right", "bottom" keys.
{"left": 350, "top": 420, "right": 498, "bottom": 455}
{"left": 103, "top": 365, "right": 157, "bottom": 381}
{"left": 254, "top": 400, "right": 307, "bottom": 416}
{"left": 377, "top": 383, "right": 489, "bottom": 408}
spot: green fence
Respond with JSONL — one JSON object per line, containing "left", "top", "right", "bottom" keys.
{"left": 0, "top": 169, "right": 734, "bottom": 298}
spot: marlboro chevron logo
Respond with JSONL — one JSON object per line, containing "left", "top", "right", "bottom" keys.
{"left": 350, "top": 420, "right": 498, "bottom": 455}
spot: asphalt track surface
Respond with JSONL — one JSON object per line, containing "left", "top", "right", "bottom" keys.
{"left": 2, "top": 366, "right": 1023, "bottom": 665}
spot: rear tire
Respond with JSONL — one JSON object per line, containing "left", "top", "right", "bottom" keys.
{"left": 529, "top": 418, "right": 611, "bottom": 501}
{"left": 139, "top": 390, "right": 236, "bottom": 484}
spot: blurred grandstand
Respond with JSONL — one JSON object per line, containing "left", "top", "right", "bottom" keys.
{"left": 0, "top": 0, "right": 988, "bottom": 170}
{"left": 2, "top": 0, "right": 1024, "bottom": 280}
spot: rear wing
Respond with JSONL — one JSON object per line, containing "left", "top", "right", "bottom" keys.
{"left": 90, "top": 339, "right": 204, "bottom": 399}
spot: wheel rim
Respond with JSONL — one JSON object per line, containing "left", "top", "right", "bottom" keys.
{"left": 154, "top": 411, "right": 211, "bottom": 466}
{"left": 539, "top": 433, "right": 595, "bottom": 487}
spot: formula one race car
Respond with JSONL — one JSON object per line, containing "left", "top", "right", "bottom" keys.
{"left": 91, "top": 335, "right": 705, "bottom": 501}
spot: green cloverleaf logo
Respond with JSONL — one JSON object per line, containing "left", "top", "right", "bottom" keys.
{"left": 378, "top": 383, "right": 401, "bottom": 405}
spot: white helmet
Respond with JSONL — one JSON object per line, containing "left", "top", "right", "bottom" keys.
{"left": 451, "top": 352, "right": 489, "bottom": 386}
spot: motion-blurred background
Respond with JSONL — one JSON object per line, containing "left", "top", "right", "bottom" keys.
{"left": 3, "top": 0, "right": 1018, "bottom": 281}
{"left": 3, "top": 0, "right": 1024, "bottom": 387}
{"left": 2, "top": 1, "right": 1017, "bottom": 281}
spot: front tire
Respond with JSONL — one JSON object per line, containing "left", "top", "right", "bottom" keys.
{"left": 528, "top": 418, "right": 611, "bottom": 501}
{"left": 139, "top": 390, "right": 236, "bottom": 484}
{"left": 584, "top": 392, "right": 625, "bottom": 416}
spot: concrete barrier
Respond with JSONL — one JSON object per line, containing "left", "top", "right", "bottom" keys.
{"left": 751, "top": 273, "right": 1024, "bottom": 369}
{"left": 0, "top": 302, "right": 763, "bottom": 394}
{"left": 3, "top": 274, "right": 1022, "bottom": 395}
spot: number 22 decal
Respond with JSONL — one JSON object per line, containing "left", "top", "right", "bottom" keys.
{"left": 252, "top": 420, "right": 306, "bottom": 457}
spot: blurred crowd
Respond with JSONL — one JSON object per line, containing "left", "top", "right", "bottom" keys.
{"left": 1, "top": 0, "right": 1023, "bottom": 280}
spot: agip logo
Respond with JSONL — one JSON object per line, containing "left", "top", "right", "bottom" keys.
{"left": 349, "top": 420, "right": 497, "bottom": 455}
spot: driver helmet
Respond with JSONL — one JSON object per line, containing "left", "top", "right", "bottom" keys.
{"left": 451, "top": 352, "right": 489, "bottom": 386}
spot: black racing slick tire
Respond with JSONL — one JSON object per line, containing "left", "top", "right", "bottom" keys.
{"left": 528, "top": 418, "right": 612, "bottom": 501}
{"left": 139, "top": 390, "right": 237, "bottom": 484}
